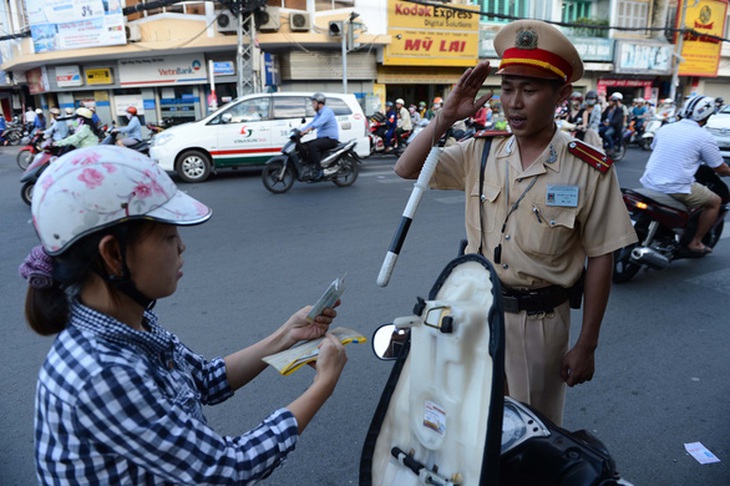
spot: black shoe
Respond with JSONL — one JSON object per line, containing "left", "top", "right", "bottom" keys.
{"left": 314, "top": 169, "right": 324, "bottom": 180}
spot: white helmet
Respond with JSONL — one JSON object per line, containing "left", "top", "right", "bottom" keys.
{"left": 682, "top": 95, "right": 715, "bottom": 123}
{"left": 609, "top": 92, "right": 623, "bottom": 101}
{"left": 32, "top": 146, "right": 212, "bottom": 256}
{"left": 634, "top": 97, "right": 645, "bottom": 104}
{"left": 35, "top": 108, "right": 43, "bottom": 114}
{"left": 395, "top": 98, "right": 405, "bottom": 105}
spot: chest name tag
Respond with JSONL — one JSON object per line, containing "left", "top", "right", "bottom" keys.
{"left": 546, "top": 185, "right": 579, "bottom": 207}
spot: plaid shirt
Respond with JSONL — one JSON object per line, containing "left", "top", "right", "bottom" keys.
{"left": 35, "top": 302, "right": 298, "bottom": 485}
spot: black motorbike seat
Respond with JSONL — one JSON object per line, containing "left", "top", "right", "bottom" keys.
{"left": 630, "top": 188, "right": 689, "bottom": 213}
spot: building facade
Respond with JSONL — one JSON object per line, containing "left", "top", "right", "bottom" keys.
{"left": 1, "top": 0, "right": 728, "bottom": 126}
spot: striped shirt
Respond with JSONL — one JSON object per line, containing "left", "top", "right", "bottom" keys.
{"left": 35, "top": 302, "right": 298, "bottom": 485}
{"left": 640, "top": 118, "right": 725, "bottom": 194}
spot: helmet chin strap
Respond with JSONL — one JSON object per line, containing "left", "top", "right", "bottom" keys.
{"left": 99, "top": 230, "right": 156, "bottom": 311}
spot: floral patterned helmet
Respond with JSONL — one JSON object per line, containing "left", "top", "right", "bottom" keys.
{"left": 32, "top": 146, "right": 212, "bottom": 255}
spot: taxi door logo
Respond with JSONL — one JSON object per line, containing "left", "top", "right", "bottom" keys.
{"left": 240, "top": 125, "right": 253, "bottom": 137}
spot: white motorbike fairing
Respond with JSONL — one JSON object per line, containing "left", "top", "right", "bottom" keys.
{"left": 360, "top": 254, "right": 505, "bottom": 486}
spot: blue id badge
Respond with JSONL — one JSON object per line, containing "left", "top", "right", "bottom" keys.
{"left": 546, "top": 185, "right": 579, "bottom": 207}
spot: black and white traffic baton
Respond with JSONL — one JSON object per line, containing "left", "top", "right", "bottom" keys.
{"left": 376, "top": 146, "right": 441, "bottom": 287}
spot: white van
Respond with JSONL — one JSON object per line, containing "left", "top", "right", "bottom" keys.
{"left": 149, "top": 92, "right": 369, "bottom": 182}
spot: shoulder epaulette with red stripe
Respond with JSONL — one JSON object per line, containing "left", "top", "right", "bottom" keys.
{"left": 473, "top": 129, "right": 512, "bottom": 139}
{"left": 567, "top": 140, "right": 613, "bottom": 174}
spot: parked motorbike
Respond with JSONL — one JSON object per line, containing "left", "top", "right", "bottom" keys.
{"left": 361, "top": 253, "right": 631, "bottom": 485}
{"left": 3, "top": 117, "right": 27, "bottom": 146}
{"left": 261, "top": 128, "right": 360, "bottom": 194}
{"left": 17, "top": 130, "right": 45, "bottom": 170}
{"left": 612, "top": 165, "right": 729, "bottom": 283}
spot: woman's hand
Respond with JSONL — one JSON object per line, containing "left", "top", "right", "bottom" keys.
{"left": 283, "top": 301, "right": 340, "bottom": 344}
{"left": 312, "top": 334, "right": 348, "bottom": 392}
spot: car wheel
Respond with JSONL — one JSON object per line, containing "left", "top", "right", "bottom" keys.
{"left": 21, "top": 181, "right": 34, "bottom": 206}
{"left": 177, "top": 150, "right": 211, "bottom": 183}
{"left": 17, "top": 149, "right": 33, "bottom": 170}
{"left": 332, "top": 155, "right": 359, "bottom": 187}
{"left": 262, "top": 161, "right": 295, "bottom": 194}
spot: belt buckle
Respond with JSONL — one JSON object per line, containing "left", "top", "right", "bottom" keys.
{"left": 526, "top": 310, "right": 547, "bottom": 319}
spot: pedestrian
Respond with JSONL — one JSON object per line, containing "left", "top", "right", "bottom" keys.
{"left": 114, "top": 106, "right": 143, "bottom": 148}
{"left": 19, "top": 145, "right": 348, "bottom": 483}
{"left": 640, "top": 94, "right": 730, "bottom": 254}
{"left": 300, "top": 92, "right": 339, "bottom": 179}
{"left": 394, "top": 20, "right": 637, "bottom": 426}
{"left": 0, "top": 113, "right": 7, "bottom": 146}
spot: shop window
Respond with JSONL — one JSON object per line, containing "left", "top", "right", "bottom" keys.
{"left": 616, "top": 0, "right": 650, "bottom": 30}
{"left": 480, "top": 0, "right": 528, "bottom": 23}
{"left": 124, "top": 0, "right": 207, "bottom": 19}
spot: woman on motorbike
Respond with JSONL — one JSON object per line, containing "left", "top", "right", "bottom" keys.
{"left": 566, "top": 91, "right": 586, "bottom": 140}
{"left": 54, "top": 107, "right": 102, "bottom": 150}
{"left": 581, "top": 90, "right": 603, "bottom": 147}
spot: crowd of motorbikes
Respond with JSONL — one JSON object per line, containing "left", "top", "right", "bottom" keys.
{"left": 15, "top": 117, "right": 171, "bottom": 205}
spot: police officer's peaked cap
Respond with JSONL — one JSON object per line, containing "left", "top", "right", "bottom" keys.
{"left": 494, "top": 20, "right": 584, "bottom": 84}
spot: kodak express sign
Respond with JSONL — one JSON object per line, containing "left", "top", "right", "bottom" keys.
{"left": 384, "top": 0, "right": 480, "bottom": 67}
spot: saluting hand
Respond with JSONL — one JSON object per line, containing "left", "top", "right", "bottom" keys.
{"left": 439, "top": 60, "right": 494, "bottom": 124}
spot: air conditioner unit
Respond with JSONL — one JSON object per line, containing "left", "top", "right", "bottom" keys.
{"left": 289, "top": 11, "right": 311, "bottom": 32}
{"left": 257, "top": 6, "right": 280, "bottom": 32}
{"left": 216, "top": 10, "right": 237, "bottom": 34}
{"left": 125, "top": 24, "right": 142, "bottom": 42}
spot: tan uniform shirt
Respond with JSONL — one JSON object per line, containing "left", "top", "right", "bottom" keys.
{"left": 431, "top": 129, "right": 637, "bottom": 289}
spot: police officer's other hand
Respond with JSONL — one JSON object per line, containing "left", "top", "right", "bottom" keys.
{"left": 560, "top": 343, "right": 595, "bottom": 387}
{"left": 312, "top": 334, "right": 348, "bottom": 392}
{"left": 441, "top": 60, "right": 493, "bottom": 124}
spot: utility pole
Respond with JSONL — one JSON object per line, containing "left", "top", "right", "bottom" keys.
{"left": 670, "top": 0, "right": 695, "bottom": 103}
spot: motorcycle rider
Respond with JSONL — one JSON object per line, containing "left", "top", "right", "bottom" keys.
{"left": 114, "top": 106, "right": 143, "bottom": 148}
{"left": 566, "top": 91, "right": 586, "bottom": 140}
{"left": 581, "top": 90, "right": 603, "bottom": 147}
{"left": 640, "top": 95, "right": 730, "bottom": 254}
{"left": 599, "top": 93, "right": 624, "bottom": 155}
{"left": 33, "top": 108, "right": 46, "bottom": 136}
{"left": 383, "top": 101, "right": 397, "bottom": 152}
{"left": 44, "top": 108, "right": 70, "bottom": 143}
{"left": 395, "top": 98, "right": 412, "bottom": 148}
{"left": 715, "top": 97, "right": 725, "bottom": 114}
{"left": 630, "top": 98, "right": 649, "bottom": 136}
{"left": 54, "top": 107, "right": 102, "bottom": 150}
{"left": 300, "top": 92, "right": 339, "bottom": 179}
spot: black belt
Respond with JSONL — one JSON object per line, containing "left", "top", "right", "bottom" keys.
{"left": 501, "top": 285, "right": 570, "bottom": 315}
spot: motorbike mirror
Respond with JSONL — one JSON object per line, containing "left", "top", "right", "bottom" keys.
{"left": 221, "top": 113, "right": 232, "bottom": 124}
{"left": 372, "top": 323, "right": 410, "bottom": 360}
{"left": 301, "top": 117, "right": 306, "bottom": 124}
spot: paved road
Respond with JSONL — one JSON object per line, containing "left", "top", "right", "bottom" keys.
{"left": 1, "top": 145, "right": 727, "bottom": 485}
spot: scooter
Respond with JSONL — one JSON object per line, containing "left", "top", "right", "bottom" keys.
{"left": 612, "top": 165, "right": 729, "bottom": 283}
{"left": 19, "top": 141, "right": 71, "bottom": 205}
{"left": 101, "top": 125, "right": 151, "bottom": 155}
{"left": 361, "top": 253, "right": 631, "bottom": 485}
{"left": 17, "top": 130, "right": 45, "bottom": 170}
{"left": 2, "top": 117, "right": 27, "bottom": 146}
{"left": 261, "top": 128, "right": 361, "bottom": 194}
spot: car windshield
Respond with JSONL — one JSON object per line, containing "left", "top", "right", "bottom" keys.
{"left": 720, "top": 105, "right": 730, "bottom": 115}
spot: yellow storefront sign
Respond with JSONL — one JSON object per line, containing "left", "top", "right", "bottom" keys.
{"left": 85, "top": 68, "right": 113, "bottom": 85}
{"left": 677, "top": 0, "right": 728, "bottom": 77}
{"left": 384, "top": 0, "right": 480, "bottom": 67}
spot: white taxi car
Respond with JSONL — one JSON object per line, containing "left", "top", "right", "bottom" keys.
{"left": 150, "top": 92, "right": 369, "bottom": 182}
{"left": 706, "top": 104, "right": 730, "bottom": 159}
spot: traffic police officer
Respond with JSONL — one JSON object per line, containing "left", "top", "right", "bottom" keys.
{"left": 395, "top": 20, "right": 637, "bottom": 425}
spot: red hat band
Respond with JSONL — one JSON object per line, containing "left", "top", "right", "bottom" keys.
{"left": 499, "top": 47, "right": 573, "bottom": 83}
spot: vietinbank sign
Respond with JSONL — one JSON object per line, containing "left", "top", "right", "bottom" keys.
{"left": 119, "top": 55, "right": 207, "bottom": 87}
{"left": 384, "top": 0, "right": 479, "bottom": 67}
